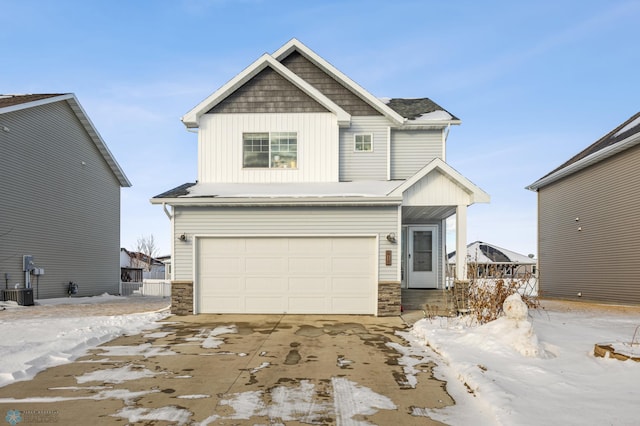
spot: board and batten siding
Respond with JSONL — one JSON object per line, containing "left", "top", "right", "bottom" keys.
{"left": 0, "top": 101, "right": 122, "bottom": 298}
{"left": 198, "top": 113, "right": 339, "bottom": 183}
{"left": 172, "top": 205, "right": 399, "bottom": 283}
{"left": 538, "top": 142, "right": 640, "bottom": 304}
{"left": 391, "top": 129, "right": 443, "bottom": 179}
{"left": 403, "top": 169, "right": 473, "bottom": 206}
{"left": 339, "top": 116, "right": 391, "bottom": 181}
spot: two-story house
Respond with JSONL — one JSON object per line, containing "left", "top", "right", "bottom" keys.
{"left": 152, "top": 39, "right": 489, "bottom": 316}
{"left": 1, "top": 94, "right": 130, "bottom": 299}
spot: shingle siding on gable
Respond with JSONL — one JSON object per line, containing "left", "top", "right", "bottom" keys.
{"left": 208, "top": 67, "right": 329, "bottom": 114}
{"left": 281, "top": 51, "right": 381, "bottom": 117}
{"left": 0, "top": 101, "right": 121, "bottom": 298}
{"left": 391, "top": 129, "right": 443, "bottom": 179}
{"left": 339, "top": 116, "right": 390, "bottom": 181}
{"left": 537, "top": 142, "right": 640, "bottom": 304}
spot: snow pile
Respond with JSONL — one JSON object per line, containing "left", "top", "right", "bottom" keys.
{"left": 409, "top": 300, "right": 640, "bottom": 425}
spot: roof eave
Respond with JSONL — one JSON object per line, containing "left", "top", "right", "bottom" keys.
{"left": 400, "top": 119, "right": 461, "bottom": 129}
{"left": 150, "top": 195, "right": 402, "bottom": 207}
{"left": 526, "top": 131, "right": 640, "bottom": 191}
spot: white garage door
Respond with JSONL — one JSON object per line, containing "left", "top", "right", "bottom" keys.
{"left": 196, "top": 236, "right": 377, "bottom": 314}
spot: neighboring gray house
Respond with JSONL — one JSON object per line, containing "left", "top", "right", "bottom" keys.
{"left": 0, "top": 94, "right": 131, "bottom": 299}
{"left": 152, "top": 39, "right": 489, "bottom": 316}
{"left": 527, "top": 112, "right": 640, "bottom": 304}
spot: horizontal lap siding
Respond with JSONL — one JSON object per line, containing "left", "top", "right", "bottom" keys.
{"left": 199, "top": 113, "right": 338, "bottom": 183}
{"left": 339, "top": 116, "right": 391, "bottom": 181}
{"left": 538, "top": 143, "right": 640, "bottom": 304}
{"left": 391, "top": 129, "right": 443, "bottom": 179}
{"left": 0, "top": 102, "right": 121, "bottom": 298}
{"left": 173, "top": 206, "right": 398, "bottom": 283}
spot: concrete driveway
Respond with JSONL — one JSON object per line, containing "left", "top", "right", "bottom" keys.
{"left": 0, "top": 314, "right": 452, "bottom": 425}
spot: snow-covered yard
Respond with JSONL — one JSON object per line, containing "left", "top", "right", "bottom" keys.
{"left": 1, "top": 294, "right": 639, "bottom": 425}
{"left": 408, "top": 298, "right": 640, "bottom": 425}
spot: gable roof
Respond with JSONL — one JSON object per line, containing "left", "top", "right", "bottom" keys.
{"left": 272, "top": 39, "right": 406, "bottom": 125}
{"left": 448, "top": 241, "right": 536, "bottom": 265}
{"left": 182, "top": 53, "right": 351, "bottom": 128}
{"left": 0, "top": 93, "right": 131, "bottom": 187}
{"left": 183, "top": 39, "right": 461, "bottom": 130}
{"left": 389, "top": 157, "right": 490, "bottom": 204}
{"left": 527, "top": 111, "right": 640, "bottom": 191}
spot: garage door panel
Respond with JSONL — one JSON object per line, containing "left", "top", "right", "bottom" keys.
{"left": 245, "top": 257, "right": 286, "bottom": 274}
{"left": 200, "top": 277, "right": 242, "bottom": 294}
{"left": 201, "top": 257, "right": 242, "bottom": 275}
{"left": 288, "top": 277, "right": 328, "bottom": 292}
{"left": 246, "top": 238, "right": 286, "bottom": 252}
{"left": 201, "top": 296, "right": 242, "bottom": 312}
{"left": 288, "top": 257, "right": 329, "bottom": 274}
{"left": 331, "top": 256, "right": 373, "bottom": 274}
{"left": 245, "top": 297, "right": 285, "bottom": 312}
{"left": 289, "top": 238, "right": 331, "bottom": 252}
{"left": 198, "top": 236, "right": 376, "bottom": 314}
{"left": 331, "top": 238, "right": 371, "bottom": 253}
{"left": 331, "top": 297, "right": 371, "bottom": 313}
{"left": 202, "top": 238, "right": 244, "bottom": 253}
{"left": 289, "top": 297, "right": 328, "bottom": 313}
{"left": 245, "top": 277, "right": 286, "bottom": 292}
{"left": 331, "top": 277, "right": 370, "bottom": 292}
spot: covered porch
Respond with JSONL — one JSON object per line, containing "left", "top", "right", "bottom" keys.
{"left": 391, "top": 158, "right": 490, "bottom": 294}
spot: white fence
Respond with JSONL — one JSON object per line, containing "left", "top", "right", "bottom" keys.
{"left": 119, "top": 279, "right": 171, "bottom": 298}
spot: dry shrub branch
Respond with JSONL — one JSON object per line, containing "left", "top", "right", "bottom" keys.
{"left": 466, "top": 263, "right": 539, "bottom": 324}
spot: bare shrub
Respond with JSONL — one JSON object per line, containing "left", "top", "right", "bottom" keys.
{"left": 466, "top": 263, "right": 539, "bottom": 324}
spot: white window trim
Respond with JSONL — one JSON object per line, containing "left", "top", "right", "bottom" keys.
{"left": 353, "top": 133, "right": 374, "bottom": 153}
{"left": 242, "top": 131, "right": 298, "bottom": 169}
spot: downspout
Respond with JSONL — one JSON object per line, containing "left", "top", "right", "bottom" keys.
{"left": 387, "top": 126, "right": 391, "bottom": 180}
{"left": 162, "top": 202, "right": 172, "bottom": 219}
{"left": 442, "top": 123, "right": 451, "bottom": 162}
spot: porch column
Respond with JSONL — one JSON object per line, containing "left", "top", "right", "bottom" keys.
{"left": 455, "top": 204, "right": 468, "bottom": 280}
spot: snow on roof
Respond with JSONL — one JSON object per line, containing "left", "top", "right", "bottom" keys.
{"left": 414, "top": 110, "right": 453, "bottom": 122}
{"left": 614, "top": 115, "right": 640, "bottom": 137}
{"left": 185, "top": 181, "right": 404, "bottom": 198}
{"left": 448, "top": 241, "right": 535, "bottom": 264}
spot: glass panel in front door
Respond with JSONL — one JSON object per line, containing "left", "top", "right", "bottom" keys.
{"left": 413, "top": 231, "right": 433, "bottom": 272}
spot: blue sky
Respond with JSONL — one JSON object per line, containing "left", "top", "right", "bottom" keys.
{"left": 3, "top": 0, "right": 639, "bottom": 256}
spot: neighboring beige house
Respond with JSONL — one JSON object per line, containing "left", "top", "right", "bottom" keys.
{"left": 527, "top": 112, "right": 640, "bottom": 304}
{"left": 152, "top": 39, "right": 489, "bottom": 316}
{"left": 0, "top": 94, "right": 131, "bottom": 299}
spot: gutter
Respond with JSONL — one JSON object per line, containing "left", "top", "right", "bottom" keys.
{"left": 150, "top": 196, "right": 402, "bottom": 207}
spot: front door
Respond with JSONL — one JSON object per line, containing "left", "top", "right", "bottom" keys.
{"left": 408, "top": 225, "right": 437, "bottom": 289}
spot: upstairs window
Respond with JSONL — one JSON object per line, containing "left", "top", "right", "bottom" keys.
{"left": 243, "top": 132, "right": 297, "bottom": 168}
{"left": 354, "top": 134, "right": 373, "bottom": 152}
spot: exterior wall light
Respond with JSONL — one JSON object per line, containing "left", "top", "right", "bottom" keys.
{"left": 386, "top": 232, "right": 397, "bottom": 243}
{"left": 178, "top": 234, "right": 187, "bottom": 242}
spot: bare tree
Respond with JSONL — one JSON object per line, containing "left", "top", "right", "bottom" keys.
{"left": 133, "top": 234, "right": 158, "bottom": 272}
